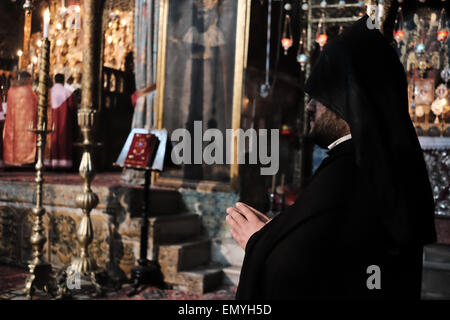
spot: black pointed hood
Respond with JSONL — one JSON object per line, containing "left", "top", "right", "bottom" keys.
{"left": 305, "top": 16, "right": 436, "bottom": 246}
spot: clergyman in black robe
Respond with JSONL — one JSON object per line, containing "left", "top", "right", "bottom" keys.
{"left": 226, "top": 15, "right": 436, "bottom": 300}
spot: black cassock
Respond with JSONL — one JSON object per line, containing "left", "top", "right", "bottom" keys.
{"left": 236, "top": 16, "right": 436, "bottom": 300}
{"left": 237, "top": 139, "right": 425, "bottom": 299}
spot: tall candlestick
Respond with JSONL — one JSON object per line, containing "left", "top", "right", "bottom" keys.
{"left": 24, "top": 36, "right": 57, "bottom": 300}
{"left": 271, "top": 174, "right": 276, "bottom": 193}
{"left": 66, "top": 0, "right": 104, "bottom": 298}
{"left": 43, "top": 9, "right": 50, "bottom": 39}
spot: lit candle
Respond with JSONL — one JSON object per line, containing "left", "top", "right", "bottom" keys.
{"left": 43, "top": 9, "right": 50, "bottom": 39}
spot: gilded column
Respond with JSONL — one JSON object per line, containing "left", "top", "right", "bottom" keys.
{"left": 19, "top": 1, "right": 33, "bottom": 70}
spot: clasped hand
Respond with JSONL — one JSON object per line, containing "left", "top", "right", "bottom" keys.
{"left": 226, "top": 202, "right": 271, "bottom": 250}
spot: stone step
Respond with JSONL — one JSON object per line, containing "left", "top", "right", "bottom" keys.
{"left": 422, "top": 244, "right": 450, "bottom": 299}
{"left": 424, "top": 244, "right": 450, "bottom": 263}
{"left": 422, "top": 266, "right": 450, "bottom": 299}
{"left": 150, "top": 213, "right": 202, "bottom": 244}
{"left": 171, "top": 265, "right": 224, "bottom": 295}
{"left": 222, "top": 265, "right": 241, "bottom": 286}
{"left": 158, "top": 239, "right": 211, "bottom": 282}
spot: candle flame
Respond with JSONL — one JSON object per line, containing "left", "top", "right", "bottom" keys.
{"left": 44, "top": 8, "right": 50, "bottom": 24}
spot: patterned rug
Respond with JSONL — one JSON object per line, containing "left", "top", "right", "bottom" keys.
{"left": 0, "top": 264, "right": 237, "bottom": 300}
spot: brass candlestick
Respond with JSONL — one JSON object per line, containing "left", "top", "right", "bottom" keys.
{"left": 24, "top": 37, "right": 57, "bottom": 300}
{"left": 63, "top": 0, "right": 104, "bottom": 297}
{"left": 66, "top": 117, "right": 102, "bottom": 296}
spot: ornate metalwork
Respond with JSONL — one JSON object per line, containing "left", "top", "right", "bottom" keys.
{"left": 66, "top": 0, "right": 104, "bottom": 297}
{"left": 24, "top": 37, "right": 57, "bottom": 300}
{"left": 19, "top": 0, "right": 34, "bottom": 70}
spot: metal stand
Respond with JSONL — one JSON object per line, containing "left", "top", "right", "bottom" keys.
{"left": 128, "top": 169, "right": 162, "bottom": 296}
{"left": 57, "top": 0, "right": 108, "bottom": 299}
{"left": 24, "top": 37, "right": 57, "bottom": 300}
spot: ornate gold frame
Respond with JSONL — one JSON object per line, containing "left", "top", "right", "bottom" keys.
{"left": 154, "top": 0, "right": 252, "bottom": 191}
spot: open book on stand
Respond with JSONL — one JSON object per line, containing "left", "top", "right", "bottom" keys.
{"left": 115, "top": 128, "right": 168, "bottom": 171}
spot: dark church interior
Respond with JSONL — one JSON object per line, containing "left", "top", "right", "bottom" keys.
{"left": 0, "top": 0, "right": 449, "bottom": 303}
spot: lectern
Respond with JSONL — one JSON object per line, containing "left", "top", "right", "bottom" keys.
{"left": 114, "top": 128, "right": 168, "bottom": 296}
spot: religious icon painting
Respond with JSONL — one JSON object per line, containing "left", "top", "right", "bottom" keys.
{"left": 155, "top": 0, "right": 250, "bottom": 184}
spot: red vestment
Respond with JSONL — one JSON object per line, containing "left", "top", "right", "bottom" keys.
{"left": 3, "top": 84, "right": 37, "bottom": 166}
{"left": 48, "top": 83, "right": 76, "bottom": 169}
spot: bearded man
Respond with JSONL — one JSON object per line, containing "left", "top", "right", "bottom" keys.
{"left": 226, "top": 15, "right": 436, "bottom": 300}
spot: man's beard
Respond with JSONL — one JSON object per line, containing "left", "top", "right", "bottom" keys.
{"left": 308, "top": 108, "right": 349, "bottom": 149}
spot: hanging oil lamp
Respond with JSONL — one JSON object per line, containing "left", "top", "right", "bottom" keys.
{"left": 316, "top": 14, "right": 327, "bottom": 50}
{"left": 437, "top": 29, "right": 449, "bottom": 43}
{"left": 297, "top": 29, "right": 308, "bottom": 71}
{"left": 394, "top": 29, "right": 405, "bottom": 43}
{"left": 316, "top": 33, "right": 328, "bottom": 49}
{"left": 393, "top": 6, "right": 405, "bottom": 46}
{"left": 437, "top": 8, "right": 449, "bottom": 44}
{"left": 281, "top": 14, "right": 293, "bottom": 55}
{"left": 301, "top": 0, "right": 309, "bottom": 11}
{"left": 415, "top": 43, "right": 426, "bottom": 55}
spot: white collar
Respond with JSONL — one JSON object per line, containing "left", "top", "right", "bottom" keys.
{"left": 327, "top": 134, "right": 352, "bottom": 150}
